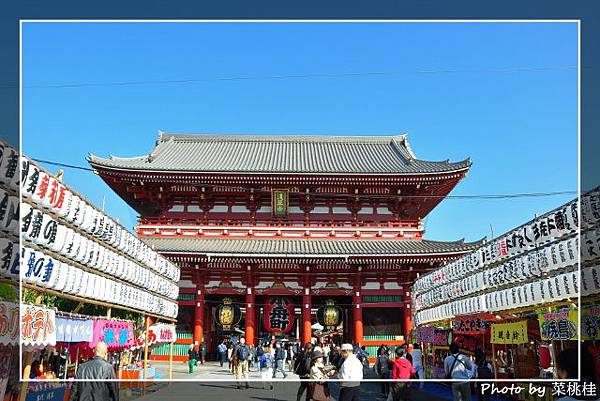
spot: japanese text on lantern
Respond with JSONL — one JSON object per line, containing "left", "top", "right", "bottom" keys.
{"left": 264, "top": 298, "right": 294, "bottom": 333}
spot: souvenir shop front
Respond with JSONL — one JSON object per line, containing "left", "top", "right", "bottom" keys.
{"left": 412, "top": 195, "right": 585, "bottom": 385}
{"left": 18, "top": 154, "right": 181, "bottom": 400}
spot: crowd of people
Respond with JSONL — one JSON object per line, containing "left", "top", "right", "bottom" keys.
{"left": 373, "top": 341, "right": 494, "bottom": 401}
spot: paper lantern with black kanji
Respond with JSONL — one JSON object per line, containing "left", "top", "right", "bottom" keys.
{"left": 317, "top": 299, "right": 342, "bottom": 331}
{"left": 264, "top": 297, "right": 294, "bottom": 333}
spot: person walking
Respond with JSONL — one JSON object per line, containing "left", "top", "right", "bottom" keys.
{"left": 411, "top": 344, "right": 424, "bottom": 389}
{"left": 236, "top": 338, "right": 251, "bottom": 389}
{"left": 322, "top": 343, "right": 330, "bottom": 365}
{"left": 273, "top": 342, "right": 288, "bottom": 379}
{"left": 444, "top": 342, "right": 473, "bottom": 401}
{"left": 199, "top": 343, "right": 207, "bottom": 365}
{"left": 227, "top": 343, "right": 234, "bottom": 369}
{"left": 69, "top": 342, "right": 119, "bottom": 401}
{"left": 217, "top": 340, "right": 227, "bottom": 367}
{"left": 309, "top": 349, "right": 331, "bottom": 401}
{"left": 286, "top": 343, "right": 295, "bottom": 372}
{"left": 260, "top": 345, "right": 275, "bottom": 390}
{"left": 294, "top": 343, "right": 314, "bottom": 401}
{"left": 472, "top": 349, "right": 493, "bottom": 401}
{"left": 187, "top": 344, "right": 197, "bottom": 374}
{"left": 375, "top": 347, "right": 392, "bottom": 397}
{"left": 329, "top": 343, "right": 363, "bottom": 401}
{"left": 390, "top": 346, "right": 413, "bottom": 401}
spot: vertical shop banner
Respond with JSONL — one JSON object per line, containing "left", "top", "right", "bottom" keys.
{"left": 0, "top": 302, "right": 19, "bottom": 345}
{"left": 538, "top": 310, "right": 578, "bottom": 341}
{"left": 272, "top": 190, "right": 289, "bottom": 218}
{"left": 491, "top": 320, "right": 528, "bottom": 344}
{"left": 582, "top": 307, "right": 600, "bottom": 340}
{"left": 90, "top": 319, "right": 134, "bottom": 349}
{"left": 20, "top": 304, "right": 56, "bottom": 347}
{"left": 264, "top": 297, "right": 294, "bottom": 333}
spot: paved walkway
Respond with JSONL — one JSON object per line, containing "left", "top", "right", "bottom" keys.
{"left": 124, "top": 361, "right": 451, "bottom": 401}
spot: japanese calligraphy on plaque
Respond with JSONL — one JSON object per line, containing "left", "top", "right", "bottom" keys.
{"left": 491, "top": 320, "right": 528, "bottom": 344}
{"left": 272, "top": 190, "right": 289, "bottom": 218}
{"left": 264, "top": 297, "right": 294, "bottom": 333}
{"left": 539, "top": 310, "right": 578, "bottom": 341}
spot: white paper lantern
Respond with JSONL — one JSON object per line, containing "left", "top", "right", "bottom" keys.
{"left": 57, "top": 189, "right": 73, "bottom": 218}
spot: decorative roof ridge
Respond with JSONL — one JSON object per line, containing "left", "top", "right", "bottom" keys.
{"left": 157, "top": 132, "right": 408, "bottom": 144}
{"left": 139, "top": 236, "right": 486, "bottom": 246}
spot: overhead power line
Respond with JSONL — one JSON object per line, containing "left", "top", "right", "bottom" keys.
{"left": 6, "top": 65, "right": 578, "bottom": 90}
{"left": 32, "top": 157, "right": 577, "bottom": 201}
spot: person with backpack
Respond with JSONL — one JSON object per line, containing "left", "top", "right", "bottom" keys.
{"left": 375, "top": 348, "right": 392, "bottom": 397}
{"left": 260, "top": 345, "right": 275, "bottom": 390}
{"left": 273, "top": 342, "right": 288, "bottom": 379}
{"left": 294, "top": 343, "right": 314, "bottom": 401}
{"left": 444, "top": 342, "right": 473, "bottom": 401}
{"left": 236, "top": 338, "right": 250, "bottom": 389}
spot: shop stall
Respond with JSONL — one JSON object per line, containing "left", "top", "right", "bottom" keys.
{"left": 412, "top": 195, "right": 584, "bottom": 383}
{"left": 17, "top": 154, "right": 181, "bottom": 400}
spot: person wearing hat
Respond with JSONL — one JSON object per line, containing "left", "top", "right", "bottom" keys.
{"left": 309, "top": 349, "right": 331, "bottom": 401}
{"left": 328, "top": 343, "right": 363, "bottom": 401}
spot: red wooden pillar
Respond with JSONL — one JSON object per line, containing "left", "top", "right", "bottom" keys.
{"left": 353, "top": 270, "right": 363, "bottom": 345}
{"left": 403, "top": 304, "right": 414, "bottom": 342}
{"left": 194, "top": 290, "right": 204, "bottom": 346}
{"left": 302, "top": 291, "right": 312, "bottom": 345}
{"left": 245, "top": 290, "right": 256, "bottom": 345}
{"left": 193, "top": 270, "right": 205, "bottom": 346}
{"left": 302, "top": 267, "right": 312, "bottom": 345}
{"left": 245, "top": 267, "right": 256, "bottom": 345}
{"left": 353, "top": 293, "right": 363, "bottom": 345}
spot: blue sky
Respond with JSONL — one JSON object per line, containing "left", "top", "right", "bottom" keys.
{"left": 22, "top": 22, "right": 578, "bottom": 242}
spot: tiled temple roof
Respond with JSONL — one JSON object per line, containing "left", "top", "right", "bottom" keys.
{"left": 88, "top": 132, "right": 471, "bottom": 175}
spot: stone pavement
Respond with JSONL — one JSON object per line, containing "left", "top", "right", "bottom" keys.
{"left": 125, "top": 361, "right": 450, "bottom": 401}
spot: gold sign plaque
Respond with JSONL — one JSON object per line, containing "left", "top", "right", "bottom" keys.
{"left": 272, "top": 189, "right": 289, "bottom": 218}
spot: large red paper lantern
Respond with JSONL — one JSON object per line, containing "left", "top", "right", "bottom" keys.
{"left": 264, "top": 297, "right": 294, "bottom": 333}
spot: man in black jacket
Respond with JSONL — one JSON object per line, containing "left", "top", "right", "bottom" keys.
{"left": 294, "top": 343, "right": 313, "bottom": 401}
{"left": 69, "top": 342, "right": 119, "bottom": 401}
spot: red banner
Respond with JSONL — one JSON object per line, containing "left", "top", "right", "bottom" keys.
{"left": 264, "top": 297, "right": 294, "bottom": 333}
{"left": 452, "top": 314, "right": 493, "bottom": 335}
